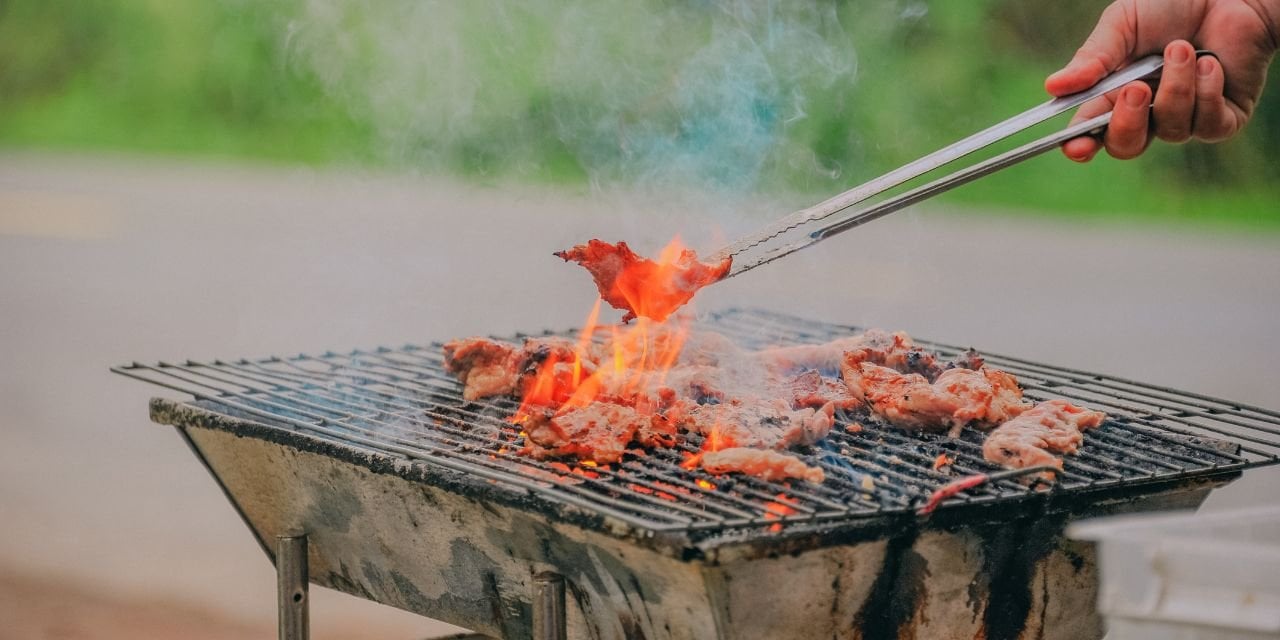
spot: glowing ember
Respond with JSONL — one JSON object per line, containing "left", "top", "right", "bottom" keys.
{"left": 628, "top": 483, "right": 677, "bottom": 501}
{"left": 696, "top": 479, "right": 716, "bottom": 491}
{"left": 680, "top": 452, "right": 702, "bottom": 470}
{"left": 763, "top": 493, "right": 799, "bottom": 522}
{"left": 555, "top": 238, "right": 731, "bottom": 323}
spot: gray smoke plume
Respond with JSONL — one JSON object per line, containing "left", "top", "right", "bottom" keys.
{"left": 278, "top": 0, "right": 859, "bottom": 196}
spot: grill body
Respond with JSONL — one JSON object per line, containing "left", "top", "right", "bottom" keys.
{"left": 155, "top": 399, "right": 1229, "bottom": 640}
{"left": 123, "top": 309, "right": 1280, "bottom": 639}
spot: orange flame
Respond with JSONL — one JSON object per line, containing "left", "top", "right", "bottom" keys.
{"left": 512, "top": 237, "right": 700, "bottom": 462}
{"left": 611, "top": 236, "right": 728, "bottom": 323}
{"left": 558, "top": 237, "right": 731, "bottom": 323}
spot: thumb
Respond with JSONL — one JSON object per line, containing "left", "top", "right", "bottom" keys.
{"left": 1045, "top": 3, "right": 1134, "bottom": 96}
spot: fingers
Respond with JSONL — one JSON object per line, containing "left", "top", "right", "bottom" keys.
{"left": 1045, "top": 2, "right": 1134, "bottom": 96}
{"left": 1191, "top": 55, "right": 1241, "bottom": 142}
{"left": 1061, "top": 94, "right": 1115, "bottom": 162}
{"left": 1105, "top": 82, "right": 1153, "bottom": 160}
{"left": 1064, "top": 56, "right": 1237, "bottom": 162}
{"left": 1151, "top": 40, "right": 1197, "bottom": 143}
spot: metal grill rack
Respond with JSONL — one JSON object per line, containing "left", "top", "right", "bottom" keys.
{"left": 114, "top": 308, "right": 1280, "bottom": 536}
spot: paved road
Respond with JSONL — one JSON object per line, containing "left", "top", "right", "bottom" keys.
{"left": 2, "top": 152, "right": 1278, "bottom": 637}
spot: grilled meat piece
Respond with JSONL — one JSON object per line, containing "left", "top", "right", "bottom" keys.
{"left": 444, "top": 336, "right": 587, "bottom": 403}
{"left": 755, "top": 335, "right": 876, "bottom": 374}
{"left": 947, "top": 348, "right": 986, "bottom": 372}
{"left": 447, "top": 323, "right": 1104, "bottom": 487}
{"left": 522, "top": 394, "right": 683, "bottom": 463}
{"left": 700, "top": 447, "right": 825, "bottom": 484}
{"left": 842, "top": 329, "right": 944, "bottom": 378}
{"left": 677, "top": 399, "right": 835, "bottom": 449}
{"left": 522, "top": 403, "right": 642, "bottom": 464}
{"left": 757, "top": 329, "right": 963, "bottom": 379}
{"left": 983, "top": 399, "right": 1106, "bottom": 471}
{"left": 788, "top": 369, "right": 860, "bottom": 410}
{"left": 555, "top": 240, "right": 731, "bottom": 323}
{"left": 442, "top": 338, "right": 522, "bottom": 401}
{"left": 842, "top": 361, "right": 1030, "bottom": 434}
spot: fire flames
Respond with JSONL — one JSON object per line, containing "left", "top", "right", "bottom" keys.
{"left": 515, "top": 236, "right": 803, "bottom": 514}
{"left": 555, "top": 237, "right": 731, "bottom": 323}
{"left": 512, "top": 311, "right": 691, "bottom": 424}
{"left": 515, "top": 237, "right": 705, "bottom": 425}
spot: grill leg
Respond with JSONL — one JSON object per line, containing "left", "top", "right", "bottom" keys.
{"left": 532, "top": 572, "right": 566, "bottom": 640}
{"left": 276, "top": 534, "right": 309, "bottom": 640}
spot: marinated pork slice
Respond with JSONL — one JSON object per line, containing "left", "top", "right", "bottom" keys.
{"left": 443, "top": 337, "right": 589, "bottom": 403}
{"left": 442, "top": 338, "right": 521, "bottom": 401}
{"left": 983, "top": 399, "right": 1106, "bottom": 471}
{"left": 555, "top": 240, "right": 731, "bottom": 323}
{"left": 938, "top": 367, "right": 1031, "bottom": 429}
{"left": 842, "top": 329, "right": 943, "bottom": 378}
{"left": 700, "top": 447, "right": 826, "bottom": 484}
{"left": 787, "top": 369, "right": 860, "bottom": 410}
{"left": 948, "top": 349, "right": 986, "bottom": 372}
{"left": 522, "top": 403, "right": 643, "bottom": 464}
{"left": 755, "top": 335, "right": 876, "bottom": 373}
{"left": 654, "top": 365, "right": 728, "bottom": 404}
{"left": 842, "top": 361, "right": 1030, "bottom": 434}
{"left": 635, "top": 411, "right": 680, "bottom": 449}
{"left": 678, "top": 399, "right": 836, "bottom": 449}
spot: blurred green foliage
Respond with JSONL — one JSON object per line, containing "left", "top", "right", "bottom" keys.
{"left": 0, "top": 0, "right": 374, "bottom": 161}
{"left": 1, "top": 0, "right": 1277, "bottom": 228}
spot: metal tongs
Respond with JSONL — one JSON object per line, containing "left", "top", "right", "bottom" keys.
{"left": 710, "top": 52, "right": 1209, "bottom": 277}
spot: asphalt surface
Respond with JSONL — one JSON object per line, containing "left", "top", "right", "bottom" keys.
{"left": 2, "top": 151, "right": 1278, "bottom": 638}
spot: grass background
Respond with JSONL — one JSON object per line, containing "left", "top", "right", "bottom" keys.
{"left": 2, "top": 0, "right": 1278, "bottom": 229}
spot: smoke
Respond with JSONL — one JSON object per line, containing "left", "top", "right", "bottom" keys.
{"left": 276, "top": 0, "right": 859, "bottom": 197}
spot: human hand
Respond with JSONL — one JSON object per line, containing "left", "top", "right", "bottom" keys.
{"left": 1045, "top": 0, "right": 1279, "bottom": 161}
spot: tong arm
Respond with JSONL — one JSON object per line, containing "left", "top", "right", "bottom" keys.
{"left": 712, "top": 52, "right": 1169, "bottom": 274}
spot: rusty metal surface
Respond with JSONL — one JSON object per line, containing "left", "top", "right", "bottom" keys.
{"left": 162, "top": 406, "right": 1229, "bottom": 639}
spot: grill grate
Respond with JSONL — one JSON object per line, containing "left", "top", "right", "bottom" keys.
{"left": 114, "top": 308, "right": 1280, "bottom": 536}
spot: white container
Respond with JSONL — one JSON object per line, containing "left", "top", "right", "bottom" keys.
{"left": 1069, "top": 506, "right": 1280, "bottom": 640}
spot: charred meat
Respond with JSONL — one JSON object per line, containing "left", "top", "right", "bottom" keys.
{"left": 445, "top": 322, "right": 1106, "bottom": 484}
{"left": 677, "top": 400, "right": 836, "bottom": 450}
{"left": 555, "top": 240, "right": 731, "bottom": 323}
{"left": 983, "top": 399, "right": 1106, "bottom": 471}
{"left": 443, "top": 336, "right": 583, "bottom": 403}
{"left": 523, "top": 403, "right": 646, "bottom": 464}
{"left": 700, "top": 448, "right": 825, "bottom": 484}
{"left": 842, "top": 361, "right": 1029, "bottom": 435}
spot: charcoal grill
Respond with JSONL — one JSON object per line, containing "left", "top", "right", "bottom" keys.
{"left": 113, "top": 308, "right": 1280, "bottom": 640}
